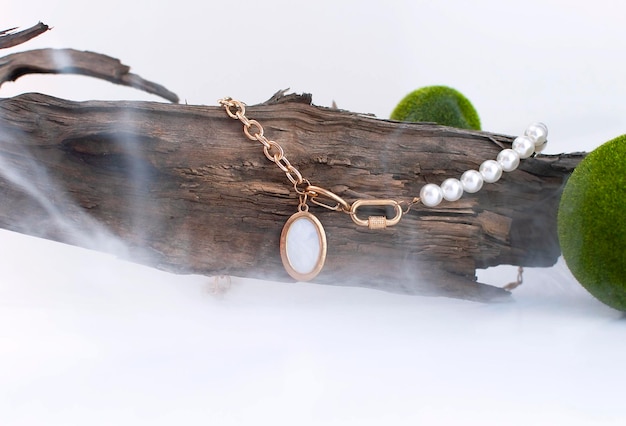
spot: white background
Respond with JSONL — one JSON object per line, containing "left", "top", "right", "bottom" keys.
{"left": 2, "top": 1, "right": 626, "bottom": 425}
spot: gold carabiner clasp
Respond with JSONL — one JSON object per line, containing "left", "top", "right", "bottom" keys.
{"left": 306, "top": 185, "right": 351, "bottom": 212}
{"left": 350, "top": 199, "right": 403, "bottom": 229}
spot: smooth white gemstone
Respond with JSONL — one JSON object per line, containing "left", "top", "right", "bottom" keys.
{"left": 460, "top": 170, "right": 483, "bottom": 193}
{"left": 480, "top": 159, "right": 503, "bottom": 183}
{"left": 441, "top": 178, "right": 463, "bottom": 201}
{"left": 285, "top": 216, "right": 321, "bottom": 275}
{"left": 497, "top": 149, "right": 520, "bottom": 172}
{"left": 524, "top": 122, "right": 548, "bottom": 146}
{"left": 420, "top": 183, "right": 443, "bottom": 207}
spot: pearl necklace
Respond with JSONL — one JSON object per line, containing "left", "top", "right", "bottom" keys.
{"left": 420, "top": 122, "right": 548, "bottom": 206}
{"left": 218, "top": 98, "right": 548, "bottom": 281}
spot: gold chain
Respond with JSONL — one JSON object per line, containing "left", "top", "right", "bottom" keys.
{"left": 218, "top": 97, "right": 307, "bottom": 188}
{"left": 218, "top": 97, "right": 412, "bottom": 229}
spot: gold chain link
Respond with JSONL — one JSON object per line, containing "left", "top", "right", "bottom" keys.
{"left": 218, "top": 97, "right": 306, "bottom": 186}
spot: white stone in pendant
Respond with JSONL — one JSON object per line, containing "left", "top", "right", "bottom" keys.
{"left": 280, "top": 211, "right": 327, "bottom": 281}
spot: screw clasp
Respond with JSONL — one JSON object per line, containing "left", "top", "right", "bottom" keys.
{"left": 350, "top": 199, "right": 403, "bottom": 229}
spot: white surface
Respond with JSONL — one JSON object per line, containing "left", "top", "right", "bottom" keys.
{"left": 2, "top": 1, "right": 626, "bottom": 425}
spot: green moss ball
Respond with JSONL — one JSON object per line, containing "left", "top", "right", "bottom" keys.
{"left": 558, "top": 135, "right": 626, "bottom": 310}
{"left": 390, "top": 85, "right": 481, "bottom": 130}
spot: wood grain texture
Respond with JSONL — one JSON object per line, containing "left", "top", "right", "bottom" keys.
{"left": 0, "top": 92, "right": 583, "bottom": 301}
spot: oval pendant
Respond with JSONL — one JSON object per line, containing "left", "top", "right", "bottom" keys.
{"left": 280, "top": 211, "right": 327, "bottom": 281}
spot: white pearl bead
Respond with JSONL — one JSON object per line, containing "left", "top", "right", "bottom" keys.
{"left": 460, "top": 170, "right": 483, "bottom": 193}
{"left": 418, "top": 122, "right": 548, "bottom": 208}
{"left": 524, "top": 122, "right": 548, "bottom": 146}
{"left": 512, "top": 136, "right": 535, "bottom": 159}
{"left": 534, "top": 141, "right": 547, "bottom": 153}
{"left": 441, "top": 178, "right": 463, "bottom": 201}
{"left": 479, "top": 159, "right": 503, "bottom": 183}
{"left": 420, "top": 183, "right": 443, "bottom": 207}
{"left": 497, "top": 148, "right": 520, "bottom": 172}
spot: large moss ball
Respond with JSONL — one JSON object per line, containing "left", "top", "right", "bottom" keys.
{"left": 390, "top": 85, "right": 481, "bottom": 130}
{"left": 558, "top": 135, "right": 626, "bottom": 310}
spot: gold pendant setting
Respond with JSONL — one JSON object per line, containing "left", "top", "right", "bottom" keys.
{"left": 279, "top": 211, "right": 327, "bottom": 281}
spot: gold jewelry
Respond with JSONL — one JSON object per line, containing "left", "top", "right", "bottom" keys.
{"left": 218, "top": 97, "right": 548, "bottom": 282}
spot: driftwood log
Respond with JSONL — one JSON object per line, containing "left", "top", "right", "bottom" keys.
{"left": 0, "top": 27, "right": 584, "bottom": 301}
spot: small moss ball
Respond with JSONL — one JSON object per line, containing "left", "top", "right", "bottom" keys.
{"left": 390, "top": 85, "right": 481, "bottom": 130}
{"left": 558, "top": 135, "right": 626, "bottom": 310}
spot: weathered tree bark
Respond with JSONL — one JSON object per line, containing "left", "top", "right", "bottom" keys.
{"left": 0, "top": 92, "right": 583, "bottom": 301}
